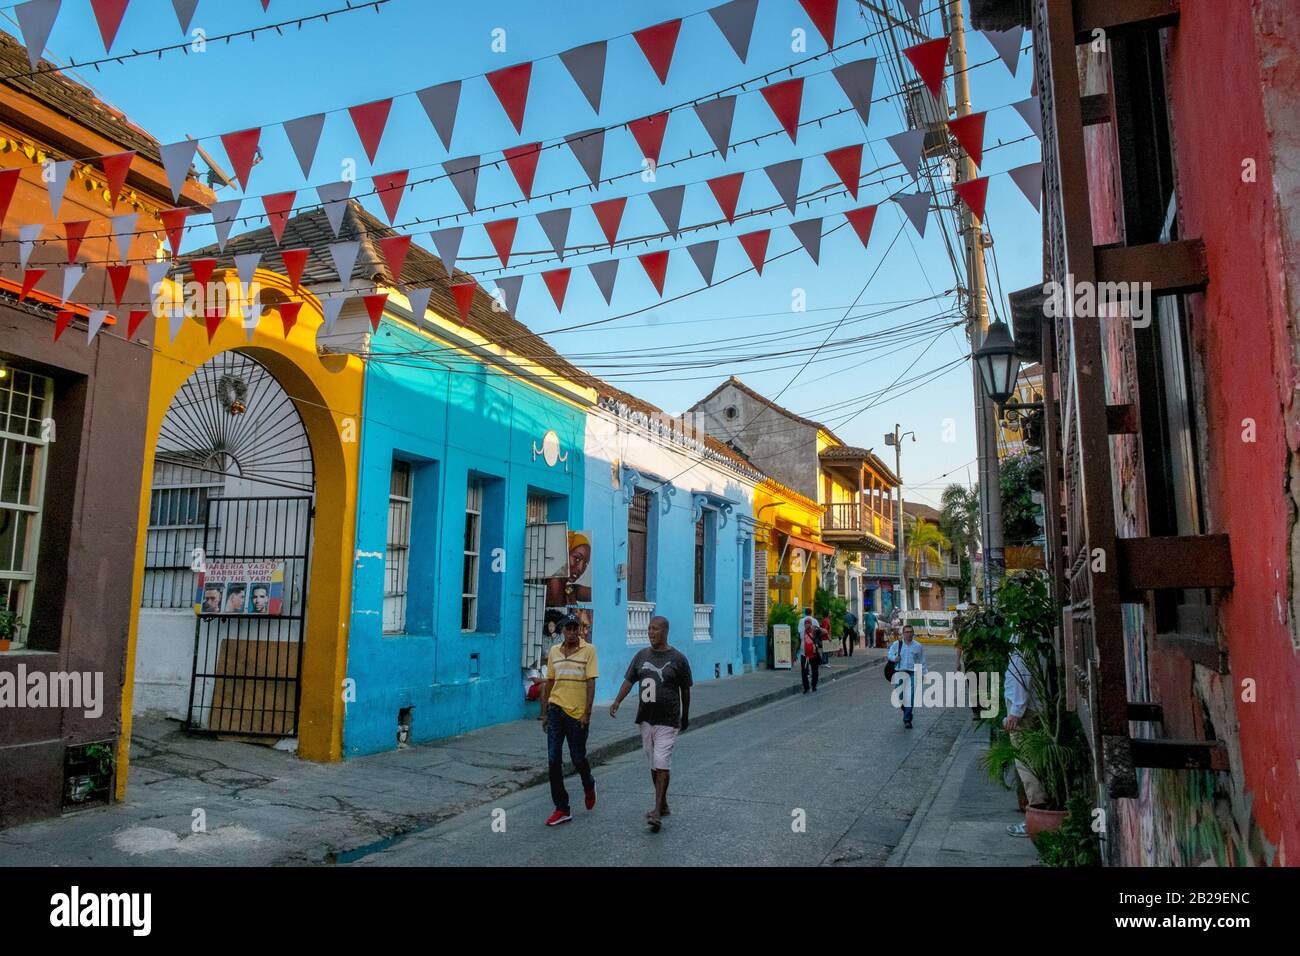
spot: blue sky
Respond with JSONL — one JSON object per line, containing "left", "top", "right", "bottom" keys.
{"left": 4, "top": 0, "right": 1042, "bottom": 506}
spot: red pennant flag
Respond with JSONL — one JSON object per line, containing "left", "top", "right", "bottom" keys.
{"left": 947, "top": 112, "right": 987, "bottom": 169}
{"left": 485, "top": 218, "right": 518, "bottom": 267}
{"left": 628, "top": 112, "right": 669, "bottom": 165}
{"left": 205, "top": 307, "right": 223, "bottom": 343}
{"left": 633, "top": 19, "right": 682, "bottom": 84}
{"left": 191, "top": 258, "right": 217, "bottom": 308}
{"left": 825, "top": 145, "right": 863, "bottom": 200}
{"left": 486, "top": 62, "right": 533, "bottom": 134}
{"left": 63, "top": 221, "right": 90, "bottom": 263}
{"left": 126, "top": 309, "right": 149, "bottom": 340}
{"left": 54, "top": 310, "right": 74, "bottom": 342}
{"left": 450, "top": 282, "right": 476, "bottom": 322}
{"left": 0, "top": 167, "right": 21, "bottom": 228}
{"left": 739, "top": 229, "right": 770, "bottom": 275}
{"left": 542, "top": 268, "right": 571, "bottom": 311}
{"left": 220, "top": 128, "right": 262, "bottom": 191}
{"left": 279, "top": 301, "right": 303, "bottom": 338}
{"left": 20, "top": 268, "right": 45, "bottom": 301}
{"left": 844, "top": 205, "right": 878, "bottom": 249}
{"left": 107, "top": 264, "right": 132, "bottom": 307}
{"left": 349, "top": 98, "right": 393, "bottom": 164}
{"left": 373, "top": 170, "right": 408, "bottom": 224}
{"left": 707, "top": 172, "right": 744, "bottom": 224}
{"left": 362, "top": 293, "right": 388, "bottom": 331}
{"left": 159, "top": 207, "right": 189, "bottom": 259}
{"left": 904, "top": 37, "right": 950, "bottom": 99}
{"left": 760, "top": 77, "right": 804, "bottom": 143}
{"left": 798, "top": 0, "right": 837, "bottom": 48}
{"left": 503, "top": 143, "right": 542, "bottom": 199}
{"left": 592, "top": 197, "right": 626, "bottom": 249}
{"left": 90, "top": 0, "right": 129, "bottom": 53}
{"left": 953, "top": 177, "right": 990, "bottom": 222}
{"left": 638, "top": 250, "right": 669, "bottom": 295}
{"left": 378, "top": 234, "right": 412, "bottom": 282}
{"left": 281, "top": 248, "right": 309, "bottom": 289}
{"left": 100, "top": 151, "right": 134, "bottom": 207}
{"left": 262, "top": 191, "right": 296, "bottom": 245}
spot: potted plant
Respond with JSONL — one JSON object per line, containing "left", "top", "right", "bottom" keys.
{"left": 0, "top": 608, "right": 20, "bottom": 652}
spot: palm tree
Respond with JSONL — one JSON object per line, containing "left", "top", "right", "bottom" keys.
{"left": 940, "top": 483, "right": 981, "bottom": 603}
{"left": 904, "top": 513, "right": 950, "bottom": 584}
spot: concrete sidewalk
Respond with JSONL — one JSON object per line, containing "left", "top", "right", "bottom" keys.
{"left": 0, "top": 651, "right": 882, "bottom": 866}
{"left": 887, "top": 717, "right": 1039, "bottom": 866}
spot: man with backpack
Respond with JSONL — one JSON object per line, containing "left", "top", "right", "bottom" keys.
{"left": 887, "top": 625, "right": 925, "bottom": 729}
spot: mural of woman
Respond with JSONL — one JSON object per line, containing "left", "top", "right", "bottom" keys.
{"left": 545, "top": 530, "right": 593, "bottom": 604}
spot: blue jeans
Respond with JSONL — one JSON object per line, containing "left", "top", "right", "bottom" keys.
{"left": 547, "top": 704, "right": 594, "bottom": 812}
{"left": 898, "top": 670, "right": 916, "bottom": 722}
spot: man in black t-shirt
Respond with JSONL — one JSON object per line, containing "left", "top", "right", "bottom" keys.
{"left": 609, "top": 615, "right": 692, "bottom": 832}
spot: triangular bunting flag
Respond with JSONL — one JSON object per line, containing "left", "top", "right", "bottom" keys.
{"left": 709, "top": 0, "right": 758, "bottom": 63}
{"left": 171, "top": 0, "right": 197, "bottom": 34}
{"left": 628, "top": 112, "right": 670, "bottom": 166}
{"left": 738, "top": 230, "right": 770, "bottom": 275}
{"left": 429, "top": 227, "right": 464, "bottom": 277}
{"left": 948, "top": 112, "right": 987, "bottom": 168}
{"left": 687, "top": 240, "right": 719, "bottom": 286}
{"left": 565, "top": 129, "right": 605, "bottom": 187}
{"left": 281, "top": 248, "right": 309, "bottom": 289}
{"left": 559, "top": 40, "right": 606, "bottom": 114}
{"left": 234, "top": 252, "right": 261, "bottom": 293}
{"left": 86, "top": 308, "right": 110, "bottom": 343}
{"left": 895, "top": 191, "right": 931, "bottom": 236}
{"left": 45, "top": 159, "right": 73, "bottom": 219}
{"left": 109, "top": 213, "right": 136, "bottom": 262}
{"left": 542, "top": 268, "right": 571, "bottom": 311}
{"left": 262, "top": 191, "right": 295, "bottom": 245}
{"left": 190, "top": 257, "right": 216, "bottom": 302}
{"left": 983, "top": 28, "right": 1022, "bottom": 76}
{"left": 486, "top": 62, "right": 532, "bottom": 134}
{"left": 592, "top": 197, "right": 626, "bottom": 249}
{"left": 450, "top": 282, "right": 476, "bottom": 322}
{"left": 319, "top": 296, "right": 346, "bottom": 332}
{"left": 765, "top": 159, "right": 803, "bottom": 215}
{"left": 638, "top": 250, "right": 669, "bottom": 295}
{"left": 405, "top": 286, "right": 432, "bottom": 322}
{"left": 790, "top": 218, "right": 823, "bottom": 264}
{"left": 145, "top": 261, "right": 171, "bottom": 302}
{"left": 443, "top": 155, "right": 481, "bottom": 212}
{"left": 60, "top": 264, "right": 85, "bottom": 303}
{"left": 278, "top": 301, "right": 302, "bottom": 338}
{"left": 832, "top": 58, "right": 877, "bottom": 126}
{"left": 485, "top": 218, "right": 518, "bottom": 267}
{"left": 633, "top": 19, "right": 682, "bottom": 84}
{"left": 362, "top": 293, "right": 387, "bottom": 331}
{"left": 844, "top": 205, "right": 878, "bottom": 249}
{"left": 100, "top": 150, "right": 134, "bottom": 207}
{"left": 707, "top": 172, "right": 743, "bottom": 224}
{"left": 328, "top": 241, "right": 360, "bottom": 286}
{"left": 495, "top": 274, "right": 523, "bottom": 315}
{"left": 649, "top": 185, "right": 686, "bottom": 238}
{"left": 825, "top": 145, "right": 862, "bottom": 199}
{"left": 0, "top": 168, "right": 18, "bottom": 230}
{"left": 126, "top": 309, "right": 149, "bottom": 340}
{"left": 63, "top": 221, "right": 89, "bottom": 263}
{"left": 537, "top": 207, "right": 572, "bottom": 260}
{"left": 54, "top": 310, "right": 74, "bottom": 342}
{"left": 283, "top": 113, "right": 325, "bottom": 178}
{"left": 348, "top": 98, "right": 393, "bottom": 164}
{"left": 588, "top": 259, "right": 618, "bottom": 305}
{"left": 503, "top": 143, "right": 542, "bottom": 199}
{"left": 373, "top": 170, "right": 408, "bottom": 224}
{"left": 377, "top": 234, "right": 411, "bottom": 282}
{"left": 694, "top": 96, "right": 736, "bottom": 159}
{"left": 209, "top": 199, "right": 240, "bottom": 251}
{"left": 953, "top": 177, "right": 990, "bottom": 222}
{"left": 900, "top": 0, "right": 923, "bottom": 18}
{"left": 90, "top": 0, "right": 127, "bottom": 51}
{"left": 16, "top": 0, "right": 60, "bottom": 72}
{"left": 886, "top": 129, "right": 927, "bottom": 182}
{"left": 1013, "top": 96, "right": 1042, "bottom": 139}
{"left": 220, "top": 127, "right": 262, "bottom": 191}
{"left": 760, "top": 77, "right": 804, "bottom": 143}
{"left": 204, "top": 305, "right": 223, "bottom": 343}
{"left": 1008, "top": 162, "right": 1043, "bottom": 211}
{"left": 904, "top": 37, "right": 950, "bottom": 99}
{"left": 317, "top": 181, "right": 351, "bottom": 236}
{"left": 159, "top": 140, "right": 198, "bottom": 202}
{"left": 798, "top": 0, "right": 837, "bottom": 48}
{"left": 107, "top": 264, "right": 131, "bottom": 307}
{"left": 159, "top": 207, "right": 189, "bottom": 258}
{"left": 417, "top": 80, "right": 462, "bottom": 151}
{"left": 20, "top": 268, "right": 45, "bottom": 301}
{"left": 18, "top": 223, "right": 42, "bottom": 270}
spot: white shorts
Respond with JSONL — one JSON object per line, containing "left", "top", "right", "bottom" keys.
{"left": 640, "top": 723, "right": 679, "bottom": 770}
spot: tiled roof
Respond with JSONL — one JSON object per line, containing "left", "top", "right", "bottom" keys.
{"left": 904, "top": 500, "right": 943, "bottom": 524}
{"left": 690, "top": 375, "right": 845, "bottom": 444}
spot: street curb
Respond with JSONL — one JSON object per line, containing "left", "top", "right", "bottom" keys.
{"left": 885, "top": 715, "right": 975, "bottom": 867}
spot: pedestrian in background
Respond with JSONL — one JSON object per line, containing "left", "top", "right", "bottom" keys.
{"left": 800, "top": 618, "right": 821, "bottom": 693}
{"left": 1004, "top": 643, "right": 1042, "bottom": 837}
{"left": 888, "top": 625, "right": 925, "bottom": 729}
{"left": 863, "top": 608, "right": 878, "bottom": 648}
{"left": 541, "top": 615, "right": 598, "bottom": 827}
{"left": 841, "top": 609, "right": 857, "bottom": 657}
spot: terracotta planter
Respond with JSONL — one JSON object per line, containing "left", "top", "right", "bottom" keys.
{"left": 1025, "top": 805, "right": 1068, "bottom": 841}
{"left": 0, "top": 639, "right": 10, "bottom": 652}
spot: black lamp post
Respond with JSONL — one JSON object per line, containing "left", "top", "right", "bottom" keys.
{"left": 973, "top": 319, "right": 1021, "bottom": 408}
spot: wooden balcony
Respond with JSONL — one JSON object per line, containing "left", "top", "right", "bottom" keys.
{"left": 822, "top": 502, "right": 894, "bottom": 553}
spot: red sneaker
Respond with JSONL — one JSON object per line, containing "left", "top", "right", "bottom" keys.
{"left": 584, "top": 787, "right": 597, "bottom": 811}
{"left": 545, "top": 809, "right": 572, "bottom": 827}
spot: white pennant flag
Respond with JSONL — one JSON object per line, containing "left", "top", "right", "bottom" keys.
{"left": 320, "top": 296, "right": 346, "bottom": 332}
{"left": 209, "top": 200, "right": 241, "bottom": 252}
{"left": 45, "top": 159, "right": 74, "bottom": 218}
{"left": 406, "top": 286, "right": 433, "bottom": 322}
{"left": 329, "top": 241, "right": 361, "bottom": 287}
{"left": 18, "top": 223, "right": 42, "bottom": 270}
{"left": 86, "top": 309, "right": 110, "bottom": 343}
{"left": 110, "top": 213, "right": 137, "bottom": 264}
{"left": 61, "top": 263, "right": 85, "bottom": 304}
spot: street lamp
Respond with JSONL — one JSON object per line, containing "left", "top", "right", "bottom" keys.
{"left": 973, "top": 319, "right": 1021, "bottom": 408}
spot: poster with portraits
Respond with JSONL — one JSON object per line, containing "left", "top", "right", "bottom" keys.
{"left": 195, "top": 561, "right": 286, "bottom": 616}
{"left": 544, "top": 530, "right": 593, "bottom": 606}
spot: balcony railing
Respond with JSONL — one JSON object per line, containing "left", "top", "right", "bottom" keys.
{"left": 862, "top": 557, "right": 899, "bottom": 577}
{"left": 693, "top": 603, "right": 713, "bottom": 641}
{"left": 627, "top": 601, "right": 655, "bottom": 646}
{"left": 823, "top": 502, "right": 894, "bottom": 543}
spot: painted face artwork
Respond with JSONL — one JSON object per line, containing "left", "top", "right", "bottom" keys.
{"left": 568, "top": 543, "right": 590, "bottom": 579}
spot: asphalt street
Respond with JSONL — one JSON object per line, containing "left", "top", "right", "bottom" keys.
{"left": 356, "top": 647, "right": 964, "bottom": 866}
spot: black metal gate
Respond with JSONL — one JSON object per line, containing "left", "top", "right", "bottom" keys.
{"left": 186, "top": 496, "right": 313, "bottom": 737}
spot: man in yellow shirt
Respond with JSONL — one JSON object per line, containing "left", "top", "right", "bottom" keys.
{"left": 541, "top": 614, "right": 598, "bottom": 826}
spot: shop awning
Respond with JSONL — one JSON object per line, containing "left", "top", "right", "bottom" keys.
{"left": 781, "top": 531, "right": 834, "bottom": 556}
